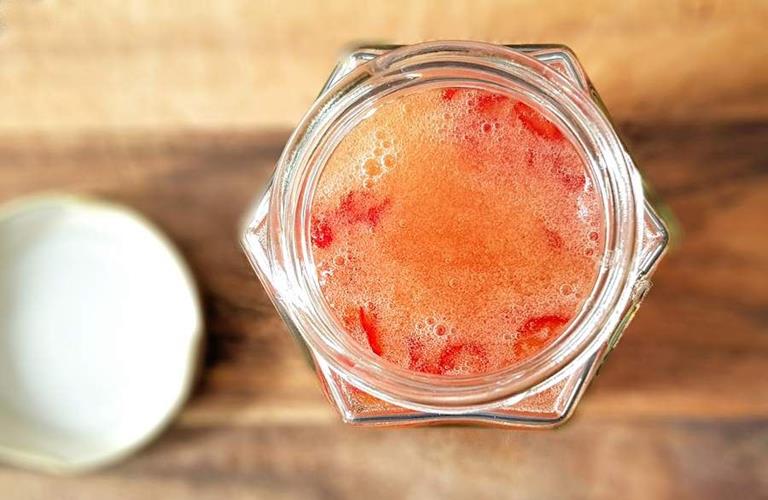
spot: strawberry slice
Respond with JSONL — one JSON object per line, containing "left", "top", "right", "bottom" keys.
{"left": 514, "top": 101, "right": 564, "bottom": 141}
{"left": 441, "top": 88, "right": 461, "bottom": 101}
{"left": 475, "top": 92, "right": 508, "bottom": 113}
{"left": 442, "top": 88, "right": 509, "bottom": 113}
{"left": 365, "top": 197, "right": 391, "bottom": 226}
{"left": 359, "top": 305, "right": 383, "bottom": 356}
{"left": 338, "top": 191, "right": 392, "bottom": 228}
{"left": 515, "top": 314, "right": 570, "bottom": 355}
{"left": 340, "top": 304, "right": 384, "bottom": 357}
{"left": 437, "top": 342, "right": 488, "bottom": 374}
{"left": 310, "top": 216, "right": 334, "bottom": 248}
{"left": 311, "top": 191, "right": 391, "bottom": 249}
{"left": 513, "top": 314, "right": 570, "bottom": 359}
{"left": 519, "top": 314, "right": 570, "bottom": 338}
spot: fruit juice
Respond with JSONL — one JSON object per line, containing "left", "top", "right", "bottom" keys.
{"left": 310, "top": 87, "right": 603, "bottom": 376}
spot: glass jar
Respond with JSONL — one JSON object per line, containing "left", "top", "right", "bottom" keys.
{"left": 241, "top": 41, "right": 669, "bottom": 427}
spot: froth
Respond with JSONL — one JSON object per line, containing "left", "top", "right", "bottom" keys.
{"left": 311, "top": 87, "right": 603, "bottom": 376}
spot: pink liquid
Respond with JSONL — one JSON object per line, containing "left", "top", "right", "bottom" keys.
{"left": 310, "top": 87, "right": 602, "bottom": 376}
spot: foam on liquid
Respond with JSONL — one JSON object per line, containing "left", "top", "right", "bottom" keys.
{"left": 310, "top": 87, "right": 603, "bottom": 376}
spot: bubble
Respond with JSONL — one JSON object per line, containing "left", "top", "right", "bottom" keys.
{"left": 363, "top": 158, "right": 382, "bottom": 176}
{"left": 382, "top": 154, "right": 396, "bottom": 168}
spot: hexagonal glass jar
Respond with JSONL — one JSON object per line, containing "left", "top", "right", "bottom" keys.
{"left": 241, "top": 41, "right": 669, "bottom": 427}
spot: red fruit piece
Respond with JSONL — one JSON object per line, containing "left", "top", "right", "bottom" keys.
{"left": 475, "top": 92, "right": 508, "bottom": 113}
{"left": 359, "top": 305, "right": 383, "bottom": 356}
{"left": 366, "top": 198, "right": 391, "bottom": 226}
{"left": 514, "top": 314, "right": 570, "bottom": 359}
{"left": 338, "top": 191, "right": 392, "bottom": 228}
{"left": 519, "top": 314, "right": 570, "bottom": 337}
{"left": 310, "top": 216, "right": 334, "bottom": 248}
{"left": 514, "top": 101, "right": 564, "bottom": 141}
{"left": 437, "top": 342, "right": 488, "bottom": 374}
{"left": 311, "top": 191, "right": 391, "bottom": 249}
{"left": 441, "top": 88, "right": 461, "bottom": 101}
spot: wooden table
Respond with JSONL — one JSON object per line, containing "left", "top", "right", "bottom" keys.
{"left": 0, "top": 1, "right": 766, "bottom": 498}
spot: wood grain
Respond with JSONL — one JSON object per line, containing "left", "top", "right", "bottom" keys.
{"left": 0, "top": 0, "right": 765, "bottom": 132}
{"left": 0, "top": 0, "right": 766, "bottom": 499}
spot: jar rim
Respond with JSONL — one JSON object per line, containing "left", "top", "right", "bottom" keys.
{"left": 267, "top": 41, "right": 645, "bottom": 412}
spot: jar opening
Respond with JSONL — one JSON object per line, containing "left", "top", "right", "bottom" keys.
{"left": 269, "top": 41, "right": 644, "bottom": 412}
{"left": 306, "top": 83, "right": 606, "bottom": 378}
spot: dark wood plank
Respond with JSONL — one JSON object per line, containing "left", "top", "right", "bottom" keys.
{"left": 4, "top": 120, "right": 766, "bottom": 419}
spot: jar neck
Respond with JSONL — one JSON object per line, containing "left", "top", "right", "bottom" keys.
{"left": 268, "top": 41, "right": 645, "bottom": 412}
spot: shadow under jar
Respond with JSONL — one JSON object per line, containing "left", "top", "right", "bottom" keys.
{"left": 241, "top": 41, "right": 669, "bottom": 427}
